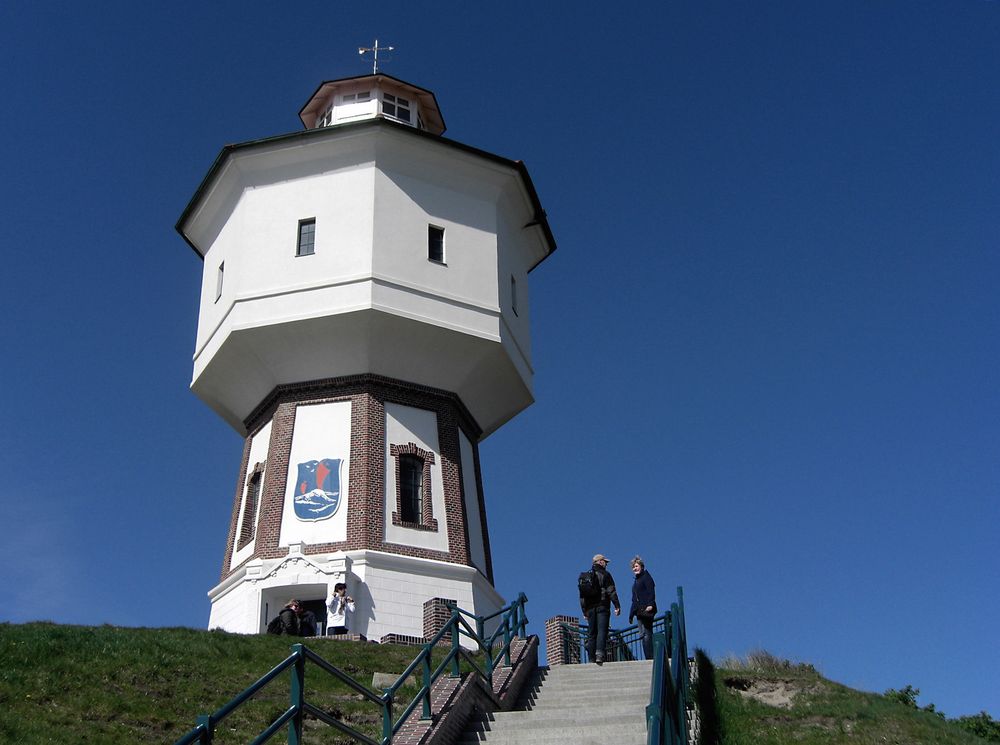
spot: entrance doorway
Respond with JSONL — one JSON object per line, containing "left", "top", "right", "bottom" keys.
{"left": 299, "top": 598, "right": 328, "bottom": 636}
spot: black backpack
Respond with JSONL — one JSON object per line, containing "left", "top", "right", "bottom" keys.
{"left": 266, "top": 616, "right": 284, "bottom": 635}
{"left": 578, "top": 570, "right": 602, "bottom": 601}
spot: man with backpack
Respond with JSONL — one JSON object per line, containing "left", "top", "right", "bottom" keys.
{"left": 579, "top": 553, "right": 621, "bottom": 665}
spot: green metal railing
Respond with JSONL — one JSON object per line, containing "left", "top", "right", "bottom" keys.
{"left": 558, "top": 586, "right": 689, "bottom": 745}
{"left": 558, "top": 610, "right": 670, "bottom": 664}
{"left": 174, "top": 593, "right": 529, "bottom": 745}
{"left": 645, "top": 587, "right": 689, "bottom": 745}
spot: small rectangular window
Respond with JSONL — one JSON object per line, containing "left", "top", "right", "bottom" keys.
{"left": 510, "top": 275, "right": 518, "bottom": 315}
{"left": 216, "top": 262, "right": 224, "bottom": 302}
{"left": 428, "top": 225, "right": 445, "bottom": 263}
{"left": 382, "top": 93, "right": 411, "bottom": 123}
{"left": 297, "top": 219, "right": 316, "bottom": 257}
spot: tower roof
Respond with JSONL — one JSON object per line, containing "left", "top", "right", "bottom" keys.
{"left": 298, "top": 73, "right": 446, "bottom": 135}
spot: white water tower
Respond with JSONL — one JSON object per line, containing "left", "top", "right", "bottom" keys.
{"left": 177, "top": 72, "right": 555, "bottom": 641}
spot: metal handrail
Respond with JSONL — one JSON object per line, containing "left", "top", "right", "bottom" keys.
{"left": 563, "top": 612, "right": 671, "bottom": 664}
{"left": 647, "top": 587, "right": 688, "bottom": 745}
{"left": 173, "top": 593, "right": 530, "bottom": 745}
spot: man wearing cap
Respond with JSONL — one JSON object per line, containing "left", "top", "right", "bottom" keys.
{"left": 580, "top": 553, "right": 621, "bottom": 665}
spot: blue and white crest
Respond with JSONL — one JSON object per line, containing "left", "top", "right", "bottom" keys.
{"left": 293, "top": 458, "right": 342, "bottom": 521}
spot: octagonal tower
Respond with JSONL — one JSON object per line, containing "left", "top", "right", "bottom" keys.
{"left": 177, "top": 73, "right": 555, "bottom": 642}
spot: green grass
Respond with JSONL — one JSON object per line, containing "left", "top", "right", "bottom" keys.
{"left": 712, "top": 650, "right": 989, "bottom": 745}
{"left": 0, "top": 622, "right": 459, "bottom": 744}
{"left": 6, "top": 624, "right": 992, "bottom": 745}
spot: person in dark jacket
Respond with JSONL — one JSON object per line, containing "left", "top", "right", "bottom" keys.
{"left": 580, "top": 553, "right": 621, "bottom": 665}
{"left": 278, "top": 599, "right": 301, "bottom": 636}
{"left": 628, "top": 555, "right": 657, "bottom": 659}
{"left": 298, "top": 604, "right": 317, "bottom": 636}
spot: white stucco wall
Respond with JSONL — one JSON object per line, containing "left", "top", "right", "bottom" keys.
{"left": 458, "top": 429, "right": 487, "bottom": 576}
{"left": 182, "top": 127, "right": 548, "bottom": 437}
{"left": 351, "top": 551, "right": 503, "bottom": 647}
{"left": 383, "top": 403, "right": 448, "bottom": 552}
{"left": 278, "top": 401, "right": 352, "bottom": 547}
{"left": 208, "top": 550, "right": 504, "bottom": 646}
{"left": 230, "top": 419, "right": 273, "bottom": 570}
{"left": 196, "top": 161, "right": 377, "bottom": 358}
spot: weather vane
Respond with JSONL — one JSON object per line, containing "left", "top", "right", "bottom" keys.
{"left": 358, "top": 39, "right": 394, "bottom": 74}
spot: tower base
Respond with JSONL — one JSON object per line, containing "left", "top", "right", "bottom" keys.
{"left": 207, "top": 546, "right": 503, "bottom": 648}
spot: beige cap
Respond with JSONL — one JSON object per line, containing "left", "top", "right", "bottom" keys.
{"left": 592, "top": 554, "right": 609, "bottom": 564}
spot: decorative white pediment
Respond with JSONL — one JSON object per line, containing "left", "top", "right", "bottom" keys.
{"left": 253, "top": 553, "right": 329, "bottom": 585}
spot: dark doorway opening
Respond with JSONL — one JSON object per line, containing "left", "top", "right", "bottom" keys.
{"left": 299, "top": 598, "right": 328, "bottom": 636}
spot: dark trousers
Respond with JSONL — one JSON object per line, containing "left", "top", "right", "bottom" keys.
{"left": 586, "top": 606, "right": 610, "bottom": 662}
{"left": 637, "top": 615, "right": 654, "bottom": 659}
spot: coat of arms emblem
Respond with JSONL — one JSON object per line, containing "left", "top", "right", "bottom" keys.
{"left": 293, "top": 458, "right": 343, "bottom": 521}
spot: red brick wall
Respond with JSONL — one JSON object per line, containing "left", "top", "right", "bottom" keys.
{"left": 218, "top": 374, "right": 494, "bottom": 583}
{"left": 423, "top": 597, "right": 457, "bottom": 643}
{"left": 545, "top": 615, "right": 582, "bottom": 666}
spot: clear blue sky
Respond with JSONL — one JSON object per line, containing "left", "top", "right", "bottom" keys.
{"left": 1, "top": 0, "right": 996, "bottom": 720}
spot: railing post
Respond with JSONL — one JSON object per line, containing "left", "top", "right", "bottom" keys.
{"left": 381, "top": 689, "right": 393, "bottom": 745}
{"left": 196, "top": 715, "right": 212, "bottom": 744}
{"left": 450, "top": 611, "right": 461, "bottom": 677}
{"left": 518, "top": 594, "right": 529, "bottom": 638}
{"left": 288, "top": 644, "right": 305, "bottom": 745}
{"left": 421, "top": 649, "right": 433, "bottom": 720}
{"left": 502, "top": 617, "right": 512, "bottom": 666}
{"left": 484, "top": 624, "right": 494, "bottom": 687}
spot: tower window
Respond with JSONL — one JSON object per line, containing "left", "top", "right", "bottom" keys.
{"left": 399, "top": 455, "right": 422, "bottom": 523}
{"left": 216, "top": 262, "right": 224, "bottom": 302}
{"left": 342, "top": 91, "right": 371, "bottom": 103}
{"left": 382, "top": 93, "right": 411, "bottom": 123}
{"left": 510, "top": 275, "right": 518, "bottom": 316}
{"left": 389, "top": 443, "right": 438, "bottom": 531}
{"left": 297, "top": 219, "right": 316, "bottom": 257}
{"left": 428, "top": 225, "right": 445, "bottom": 263}
{"left": 237, "top": 462, "right": 265, "bottom": 550}
{"left": 318, "top": 105, "right": 334, "bottom": 127}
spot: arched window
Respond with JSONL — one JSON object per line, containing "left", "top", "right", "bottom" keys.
{"left": 389, "top": 443, "right": 438, "bottom": 531}
{"left": 237, "top": 461, "right": 265, "bottom": 549}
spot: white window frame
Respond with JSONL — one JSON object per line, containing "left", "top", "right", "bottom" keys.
{"left": 296, "top": 218, "right": 316, "bottom": 257}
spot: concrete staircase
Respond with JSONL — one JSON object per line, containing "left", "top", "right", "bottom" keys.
{"left": 459, "top": 660, "right": 652, "bottom": 745}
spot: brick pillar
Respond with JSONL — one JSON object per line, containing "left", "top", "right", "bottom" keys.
{"left": 423, "top": 597, "right": 457, "bottom": 643}
{"left": 545, "top": 615, "right": 581, "bottom": 666}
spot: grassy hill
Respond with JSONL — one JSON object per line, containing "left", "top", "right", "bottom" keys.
{"left": 0, "top": 622, "right": 431, "bottom": 744}
{"left": 706, "top": 650, "right": 995, "bottom": 745}
{"left": 2, "top": 623, "right": 995, "bottom": 744}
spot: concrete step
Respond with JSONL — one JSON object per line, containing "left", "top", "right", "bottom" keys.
{"left": 539, "top": 661, "right": 653, "bottom": 675}
{"left": 458, "top": 724, "right": 646, "bottom": 745}
{"left": 457, "top": 662, "right": 653, "bottom": 744}
{"left": 525, "top": 684, "right": 649, "bottom": 699}
{"left": 483, "top": 705, "right": 646, "bottom": 726}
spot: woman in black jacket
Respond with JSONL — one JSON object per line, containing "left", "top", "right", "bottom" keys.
{"left": 629, "top": 556, "right": 657, "bottom": 659}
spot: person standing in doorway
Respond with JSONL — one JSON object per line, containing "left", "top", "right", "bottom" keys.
{"left": 297, "top": 604, "right": 318, "bottom": 637}
{"left": 326, "top": 582, "right": 355, "bottom": 635}
{"left": 580, "top": 553, "right": 620, "bottom": 665}
{"left": 629, "top": 555, "right": 657, "bottom": 659}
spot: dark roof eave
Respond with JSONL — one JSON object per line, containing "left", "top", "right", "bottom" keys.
{"left": 176, "top": 119, "right": 556, "bottom": 264}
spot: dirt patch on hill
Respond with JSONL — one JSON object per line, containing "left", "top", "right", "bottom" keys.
{"left": 723, "top": 676, "right": 822, "bottom": 709}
